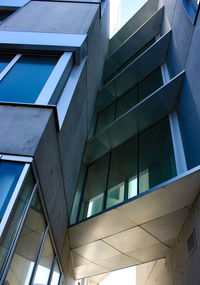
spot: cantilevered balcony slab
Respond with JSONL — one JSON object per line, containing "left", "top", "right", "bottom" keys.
{"left": 109, "top": 0, "right": 159, "bottom": 56}
{"left": 96, "top": 30, "right": 172, "bottom": 112}
{"left": 104, "top": 7, "right": 164, "bottom": 81}
{"left": 69, "top": 166, "right": 200, "bottom": 279}
{"left": 84, "top": 71, "right": 185, "bottom": 164}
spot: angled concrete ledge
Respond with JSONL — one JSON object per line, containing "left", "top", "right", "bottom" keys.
{"left": 69, "top": 165, "right": 200, "bottom": 279}
{"left": 84, "top": 71, "right": 185, "bottom": 164}
{"left": 104, "top": 7, "right": 164, "bottom": 80}
{"left": 0, "top": 0, "right": 29, "bottom": 9}
{"left": 0, "top": 31, "right": 87, "bottom": 64}
{"left": 96, "top": 30, "right": 172, "bottom": 112}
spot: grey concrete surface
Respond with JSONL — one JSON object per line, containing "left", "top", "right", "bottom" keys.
{"left": 0, "top": 1, "right": 99, "bottom": 34}
{"left": 0, "top": 105, "right": 52, "bottom": 156}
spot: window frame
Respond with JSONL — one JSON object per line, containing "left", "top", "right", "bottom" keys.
{"left": 0, "top": 154, "right": 63, "bottom": 284}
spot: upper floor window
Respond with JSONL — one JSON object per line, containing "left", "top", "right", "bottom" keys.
{"left": 0, "top": 54, "right": 59, "bottom": 103}
{"left": 180, "top": 0, "right": 200, "bottom": 23}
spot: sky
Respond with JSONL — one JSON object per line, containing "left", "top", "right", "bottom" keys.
{"left": 110, "top": 0, "right": 148, "bottom": 37}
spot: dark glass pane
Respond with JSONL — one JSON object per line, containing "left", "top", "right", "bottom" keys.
{"left": 139, "top": 118, "right": 177, "bottom": 193}
{"left": 138, "top": 68, "right": 163, "bottom": 102}
{"left": 33, "top": 232, "right": 54, "bottom": 285}
{"left": 50, "top": 260, "right": 60, "bottom": 285}
{"left": 106, "top": 136, "right": 138, "bottom": 208}
{"left": 95, "top": 103, "right": 115, "bottom": 134}
{"left": 79, "top": 154, "right": 109, "bottom": 220}
{"left": 115, "top": 85, "right": 137, "bottom": 118}
{"left": 5, "top": 192, "right": 46, "bottom": 284}
{"left": 0, "top": 161, "right": 24, "bottom": 219}
{"left": 0, "top": 11, "right": 13, "bottom": 21}
{"left": 0, "top": 170, "right": 34, "bottom": 276}
{"left": 0, "top": 55, "right": 58, "bottom": 103}
{"left": 104, "top": 37, "right": 156, "bottom": 85}
{"left": 0, "top": 54, "right": 14, "bottom": 73}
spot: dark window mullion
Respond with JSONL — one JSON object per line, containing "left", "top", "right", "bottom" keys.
{"left": 47, "top": 255, "right": 56, "bottom": 285}
{"left": 103, "top": 152, "right": 112, "bottom": 210}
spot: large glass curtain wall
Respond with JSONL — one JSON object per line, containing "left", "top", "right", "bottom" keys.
{"left": 77, "top": 117, "right": 177, "bottom": 222}
{"left": 0, "top": 160, "right": 61, "bottom": 284}
{"left": 0, "top": 53, "right": 58, "bottom": 103}
{"left": 95, "top": 67, "right": 163, "bottom": 135}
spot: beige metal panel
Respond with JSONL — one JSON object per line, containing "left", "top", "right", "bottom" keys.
{"left": 72, "top": 240, "right": 120, "bottom": 262}
{"left": 141, "top": 208, "right": 189, "bottom": 247}
{"left": 103, "top": 227, "right": 158, "bottom": 253}
{"left": 127, "top": 243, "right": 169, "bottom": 263}
{"left": 69, "top": 209, "right": 136, "bottom": 248}
{"left": 117, "top": 187, "right": 183, "bottom": 225}
{"left": 96, "top": 254, "right": 140, "bottom": 270}
{"left": 71, "top": 252, "right": 92, "bottom": 267}
{"left": 164, "top": 169, "right": 200, "bottom": 207}
{"left": 74, "top": 263, "right": 108, "bottom": 279}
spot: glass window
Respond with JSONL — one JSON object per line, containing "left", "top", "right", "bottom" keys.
{"left": 138, "top": 68, "right": 163, "bottom": 101}
{"left": 115, "top": 85, "right": 137, "bottom": 118}
{"left": 79, "top": 154, "right": 110, "bottom": 220}
{"left": 0, "top": 10, "right": 13, "bottom": 22}
{"left": 0, "top": 55, "right": 58, "bottom": 103}
{"left": 75, "top": 117, "right": 177, "bottom": 222}
{"left": 106, "top": 137, "right": 138, "bottom": 208}
{"left": 5, "top": 192, "right": 46, "bottom": 284}
{"left": 0, "top": 170, "right": 34, "bottom": 276}
{"left": 33, "top": 232, "right": 54, "bottom": 285}
{"left": 95, "top": 103, "right": 116, "bottom": 134}
{"left": 50, "top": 260, "right": 61, "bottom": 285}
{"left": 0, "top": 55, "right": 14, "bottom": 73}
{"left": 95, "top": 67, "right": 163, "bottom": 135}
{"left": 0, "top": 161, "right": 24, "bottom": 219}
{"left": 139, "top": 118, "right": 177, "bottom": 193}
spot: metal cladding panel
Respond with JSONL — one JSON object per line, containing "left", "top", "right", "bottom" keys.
{"left": 96, "top": 30, "right": 172, "bottom": 112}
{"left": 104, "top": 7, "right": 164, "bottom": 80}
{"left": 69, "top": 166, "right": 200, "bottom": 279}
{"left": 84, "top": 71, "right": 185, "bottom": 165}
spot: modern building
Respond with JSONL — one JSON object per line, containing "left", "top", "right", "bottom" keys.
{"left": 0, "top": 0, "right": 200, "bottom": 284}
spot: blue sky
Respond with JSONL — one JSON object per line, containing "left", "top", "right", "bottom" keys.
{"left": 120, "top": 0, "right": 148, "bottom": 26}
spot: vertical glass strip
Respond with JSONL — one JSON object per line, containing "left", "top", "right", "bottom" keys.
{"left": 139, "top": 118, "right": 177, "bottom": 193}
{"left": 5, "top": 192, "right": 46, "bottom": 284}
{"left": 79, "top": 154, "right": 110, "bottom": 220}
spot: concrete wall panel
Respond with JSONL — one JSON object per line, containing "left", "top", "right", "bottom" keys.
{"left": 0, "top": 1, "right": 99, "bottom": 34}
{"left": 58, "top": 64, "right": 87, "bottom": 219}
{"left": 0, "top": 105, "right": 52, "bottom": 156}
{"left": 34, "top": 112, "right": 68, "bottom": 257}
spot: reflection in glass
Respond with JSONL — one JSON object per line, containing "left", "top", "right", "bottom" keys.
{"left": 0, "top": 55, "right": 14, "bottom": 73}
{"left": 115, "top": 86, "right": 137, "bottom": 118}
{"left": 128, "top": 176, "right": 137, "bottom": 199}
{"left": 0, "top": 161, "right": 24, "bottom": 219}
{"left": 95, "top": 103, "right": 115, "bottom": 134}
{"left": 5, "top": 192, "right": 46, "bottom": 284}
{"left": 79, "top": 154, "right": 109, "bottom": 220}
{"left": 139, "top": 118, "right": 177, "bottom": 193}
{"left": 138, "top": 68, "right": 163, "bottom": 101}
{"left": 106, "top": 137, "right": 137, "bottom": 208}
{"left": 0, "top": 55, "right": 58, "bottom": 103}
{"left": 0, "top": 170, "right": 34, "bottom": 276}
{"left": 33, "top": 232, "right": 54, "bottom": 285}
{"left": 50, "top": 260, "right": 60, "bottom": 285}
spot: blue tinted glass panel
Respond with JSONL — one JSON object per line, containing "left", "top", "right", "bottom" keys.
{"left": 0, "top": 161, "right": 24, "bottom": 219}
{"left": 0, "top": 55, "right": 14, "bottom": 73}
{"left": 0, "top": 55, "right": 58, "bottom": 103}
